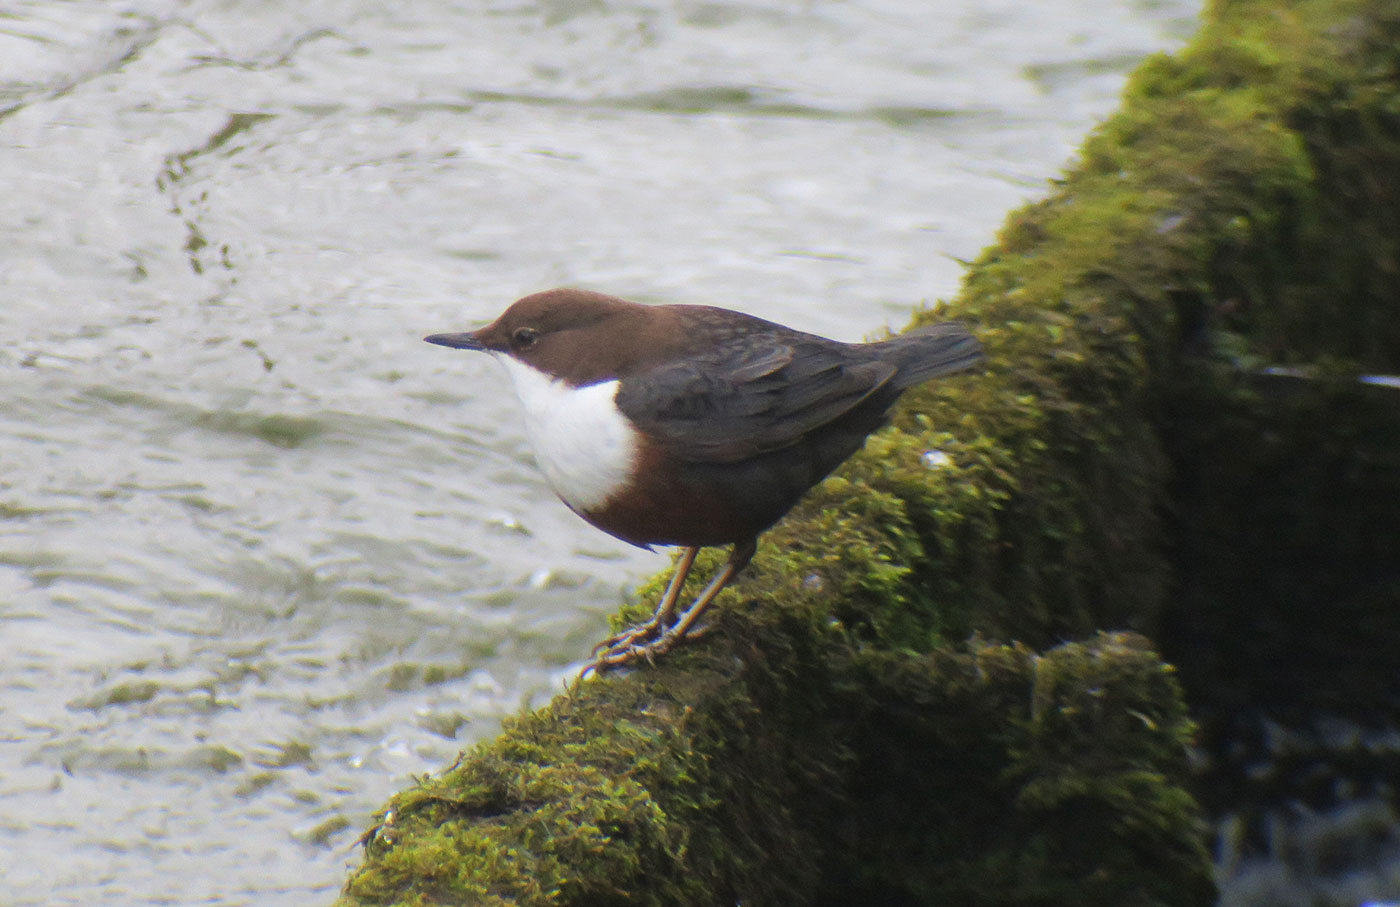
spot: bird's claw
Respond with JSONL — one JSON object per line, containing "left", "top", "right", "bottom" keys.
{"left": 582, "top": 540, "right": 748, "bottom": 675}
{"left": 588, "top": 620, "right": 661, "bottom": 657}
{"left": 585, "top": 628, "right": 680, "bottom": 675}
{"left": 684, "top": 619, "right": 713, "bottom": 640}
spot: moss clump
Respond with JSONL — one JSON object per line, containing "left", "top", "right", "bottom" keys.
{"left": 823, "top": 634, "right": 1212, "bottom": 906}
{"left": 341, "top": 0, "right": 1400, "bottom": 902}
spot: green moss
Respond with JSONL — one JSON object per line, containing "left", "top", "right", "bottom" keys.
{"left": 828, "top": 634, "right": 1212, "bottom": 906}
{"left": 348, "top": 682, "right": 720, "bottom": 906}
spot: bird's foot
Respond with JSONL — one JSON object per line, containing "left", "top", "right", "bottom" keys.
{"left": 588, "top": 618, "right": 664, "bottom": 658}
{"left": 582, "top": 617, "right": 718, "bottom": 675}
{"left": 582, "top": 539, "right": 752, "bottom": 676}
{"left": 585, "top": 627, "right": 684, "bottom": 675}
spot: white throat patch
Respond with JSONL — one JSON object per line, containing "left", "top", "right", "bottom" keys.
{"left": 494, "top": 355, "right": 637, "bottom": 513}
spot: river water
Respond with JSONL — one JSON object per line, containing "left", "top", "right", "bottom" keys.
{"left": 1, "top": 1, "right": 1200, "bottom": 903}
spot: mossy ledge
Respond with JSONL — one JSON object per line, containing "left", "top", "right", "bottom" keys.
{"left": 345, "top": 632, "right": 1209, "bottom": 906}
{"left": 341, "top": 0, "right": 1400, "bottom": 903}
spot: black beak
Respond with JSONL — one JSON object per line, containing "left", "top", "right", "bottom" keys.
{"left": 424, "top": 332, "right": 485, "bottom": 351}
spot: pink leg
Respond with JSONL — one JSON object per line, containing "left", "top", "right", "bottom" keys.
{"left": 589, "top": 546, "right": 699, "bottom": 655}
{"left": 587, "top": 539, "right": 756, "bottom": 673}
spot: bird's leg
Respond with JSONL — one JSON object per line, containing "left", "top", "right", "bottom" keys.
{"left": 589, "top": 546, "right": 698, "bottom": 655}
{"left": 588, "top": 538, "right": 756, "bottom": 673}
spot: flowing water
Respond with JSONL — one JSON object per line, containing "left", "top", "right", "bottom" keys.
{"left": 0, "top": 1, "right": 1200, "bottom": 903}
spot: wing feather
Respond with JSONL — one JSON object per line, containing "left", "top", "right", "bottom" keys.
{"left": 615, "top": 340, "right": 894, "bottom": 463}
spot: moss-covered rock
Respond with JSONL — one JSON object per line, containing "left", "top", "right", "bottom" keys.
{"left": 343, "top": 632, "right": 1210, "bottom": 907}
{"left": 340, "top": 0, "right": 1400, "bottom": 902}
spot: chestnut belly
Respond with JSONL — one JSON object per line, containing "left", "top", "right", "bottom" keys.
{"left": 580, "top": 417, "right": 881, "bottom": 549}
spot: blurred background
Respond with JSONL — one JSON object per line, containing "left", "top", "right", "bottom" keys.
{"left": 0, "top": 1, "right": 1199, "bottom": 903}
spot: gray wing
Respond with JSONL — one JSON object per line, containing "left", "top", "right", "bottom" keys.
{"left": 615, "top": 339, "right": 895, "bottom": 463}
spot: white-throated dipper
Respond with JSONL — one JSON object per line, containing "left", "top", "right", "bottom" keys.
{"left": 426, "top": 288, "right": 982, "bottom": 672}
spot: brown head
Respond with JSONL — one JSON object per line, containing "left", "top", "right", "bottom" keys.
{"left": 425, "top": 288, "right": 689, "bottom": 387}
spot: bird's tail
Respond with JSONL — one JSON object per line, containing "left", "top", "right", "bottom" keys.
{"left": 878, "top": 321, "right": 983, "bottom": 388}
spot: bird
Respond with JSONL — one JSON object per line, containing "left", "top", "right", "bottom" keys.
{"left": 425, "top": 288, "right": 982, "bottom": 672}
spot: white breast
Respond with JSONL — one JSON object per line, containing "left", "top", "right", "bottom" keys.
{"left": 495, "top": 355, "right": 638, "bottom": 513}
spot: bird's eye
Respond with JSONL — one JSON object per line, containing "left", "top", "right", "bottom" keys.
{"left": 511, "top": 327, "right": 539, "bottom": 350}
